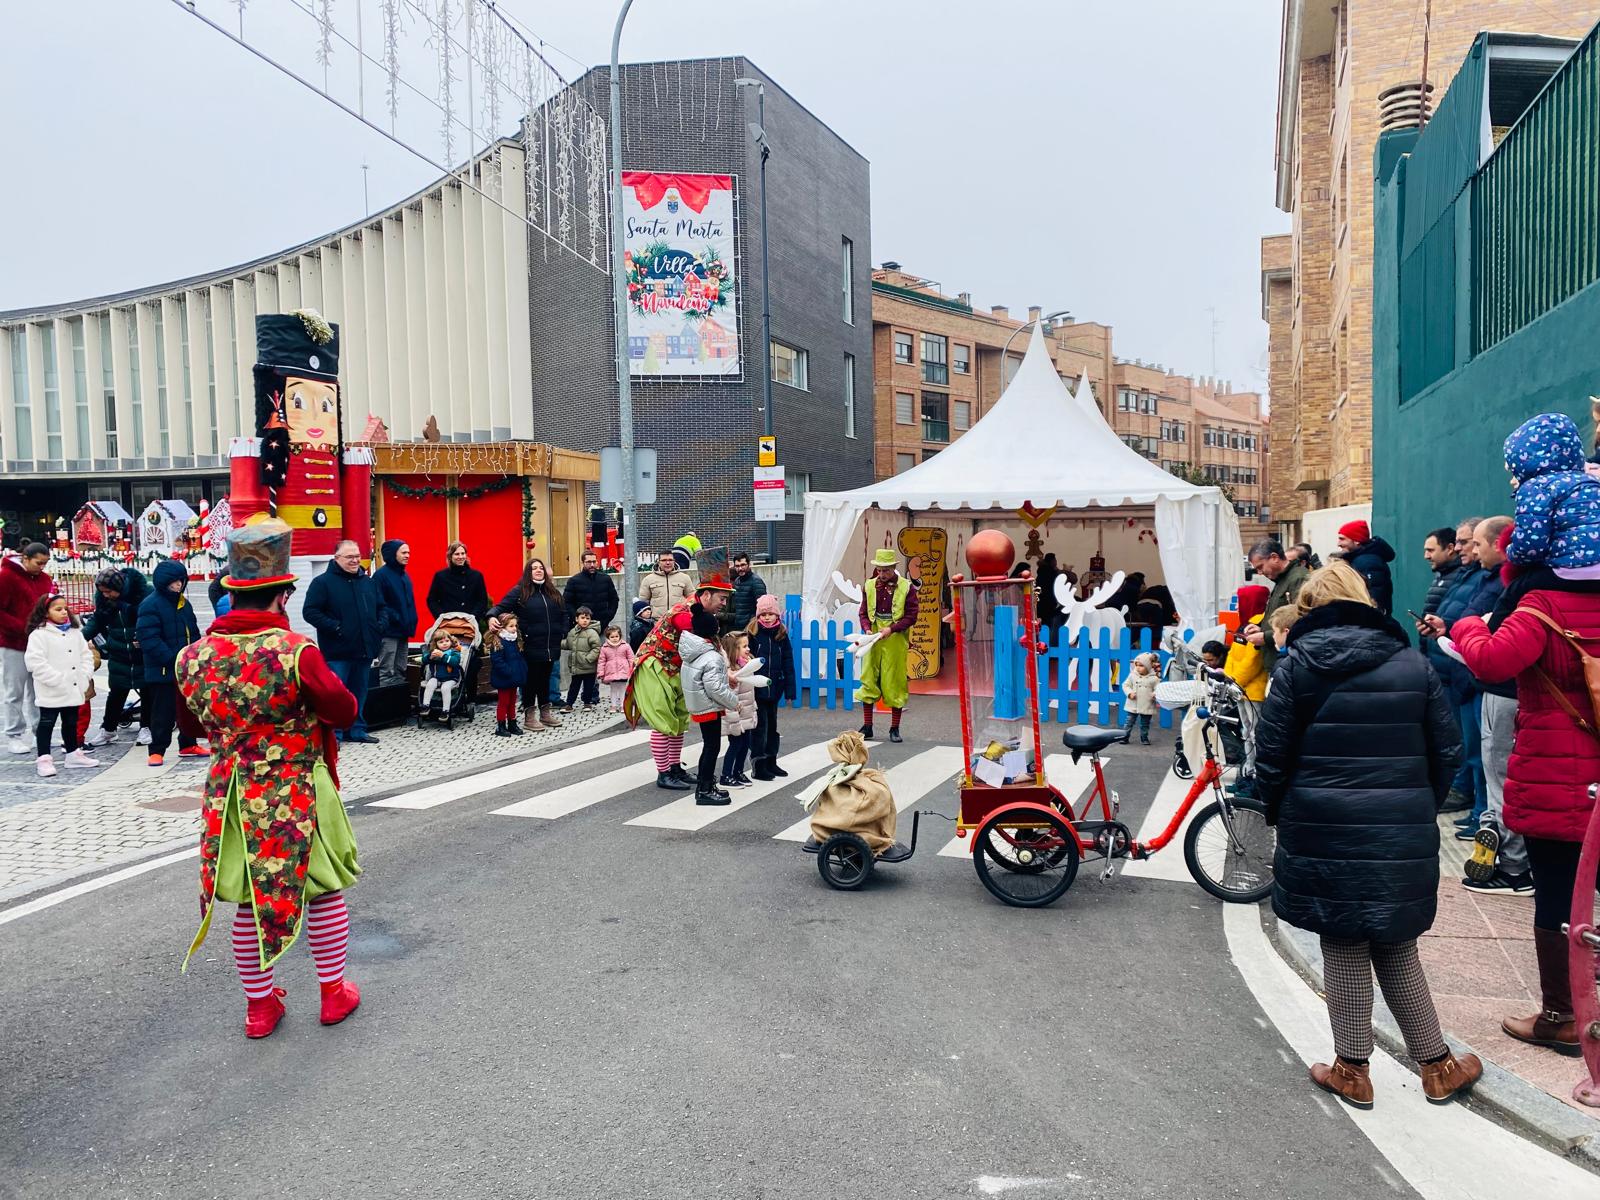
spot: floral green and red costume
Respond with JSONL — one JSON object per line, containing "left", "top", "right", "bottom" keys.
{"left": 625, "top": 599, "right": 695, "bottom": 735}
{"left": 178, "top": 609, "right": 359, "bottom": 970}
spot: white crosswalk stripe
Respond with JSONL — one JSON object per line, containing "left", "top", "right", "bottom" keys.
{"left": 935, "top": 753, "right": 1102, "bottom": 858}
{"left": 771, "top": 745, "right": 965, "bottom": 842}
{"left": 626, "top": 740, "right": 837, "bottom": 831}
{"left": 1120, "top": 768, "right": 1208, "bottom": 882}
{"left": 491, "top": 756, "right": 663, "bottom": 820}
{"left": 369, "top": 728, "right": 651, "bottom": 810}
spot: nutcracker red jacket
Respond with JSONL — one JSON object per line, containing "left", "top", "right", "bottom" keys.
{"left": 1451, "top": 586, "right": 1600, "bottom": 842}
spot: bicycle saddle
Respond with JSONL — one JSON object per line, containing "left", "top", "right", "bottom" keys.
{"left": 1061, "top": 725, "right": 1130, "bottom": 756}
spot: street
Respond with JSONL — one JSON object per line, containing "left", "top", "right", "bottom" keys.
{"left": 2, "top": 699, "right": 1587, "bottom": 1199}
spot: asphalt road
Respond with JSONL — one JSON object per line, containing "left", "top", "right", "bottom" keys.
{"left": 4, "top": 698, "right": 1410, "bottom": 1199}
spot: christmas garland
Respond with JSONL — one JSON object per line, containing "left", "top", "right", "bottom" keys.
{"left": 383, "top": 475, "right": 523, "bottom": 501}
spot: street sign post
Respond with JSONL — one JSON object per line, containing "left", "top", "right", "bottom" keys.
{"left": 753, "top": 465, "right": 785, "bottom": 522}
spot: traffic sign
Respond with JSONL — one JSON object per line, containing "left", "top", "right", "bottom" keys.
{"left": 758, "top": 436, "right": 776, "bottom": 467}
{"left": 753, "top": 465, "right": 785, "bottom": 522}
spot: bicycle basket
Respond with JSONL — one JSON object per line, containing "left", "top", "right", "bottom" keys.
{"left": 1155, "top": 679, "right": 1207, "bottom": 711}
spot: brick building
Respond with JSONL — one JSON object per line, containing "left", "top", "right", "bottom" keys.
{"left": 870, "top": 266, "right": 1269, "bottom": 542}
{"left": 1261, "top": 0, "right": 1595, "bottom": 539}
{"left": 526, "top": 58, "right": 872, "bottom": 560}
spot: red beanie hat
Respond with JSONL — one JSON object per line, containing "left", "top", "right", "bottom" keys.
{"left": 1339, "top": 519, "right": 1370, "bottom": 543}
{"left": 1235, "top": 584, "right": 1269, "bottom": 618}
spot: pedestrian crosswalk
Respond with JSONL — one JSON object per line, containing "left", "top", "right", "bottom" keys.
{"left": 363, "top": 729, "right": 1111, "bottom": 852}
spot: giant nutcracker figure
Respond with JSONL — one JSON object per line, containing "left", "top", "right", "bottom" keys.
{"left": 228, "top": 310, "right": 373, "bottom": 633}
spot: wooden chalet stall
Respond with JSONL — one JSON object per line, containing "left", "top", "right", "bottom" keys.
{"left": 372, "top": 441, "right": 601, "bottom": 642}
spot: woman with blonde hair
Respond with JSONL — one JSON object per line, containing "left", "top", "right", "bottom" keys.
{"left": 1253, "top": 559, "right": 1477, "bottom": 1108}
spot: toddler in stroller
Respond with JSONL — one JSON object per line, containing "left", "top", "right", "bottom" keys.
{"left": 420, "top": 631, "right": 463, "bottom": 722}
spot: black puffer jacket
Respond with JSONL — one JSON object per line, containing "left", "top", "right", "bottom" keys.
{"left": 490, "top": 585, "right": 565, "bottom": 662}
{"left": 561, "top": 567, "right": 619, "bottom": 631}
{"left": 1344, "top": 537, "right": 1397, "bottom": 616}
{"left": 82, "top": 567, "right": 149, "bottom": 690}
{"left": 1254, "top": 601, "right": 1462, "bottom": 943}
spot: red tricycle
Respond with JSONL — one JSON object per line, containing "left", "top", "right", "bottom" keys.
{"left": 947, "top": 568, "right": 1276, "bottom": 909}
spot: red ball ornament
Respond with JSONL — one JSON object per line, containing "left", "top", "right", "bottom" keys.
{"left": 964, "top": 529, "right": 1016, "bottom": 578}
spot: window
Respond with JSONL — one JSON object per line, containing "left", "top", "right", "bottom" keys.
{"left": 771, "top": 341, "right": 808, "bottom": 390}
{"left": 953, "top": 400, "right": 971, "bottom": 431}
{"left": 70, "top": 320, "right": 88, "bottom": 456}
{"left": 921, "top": 392, "right": 949, "bottom": 443}
{"left": 40, "top": 323, "right": 61, "bottom": 459}
{"left": 953, "top": 343, "right": 970, "bottom": 375}
{"left": 783, "top": 471, "right": 811, "bottom": 514}
{"left": 1161, "top": 419, "right": 1187, "bottom": 443}
{"left": 921, "top": 334, "right": 948, "bottom": 385}
{"left": 841, "top": 237, "right": 854, "bottom": 324}
{"left": 126, "top": 310, "right": 143, "bottom": 457}
{"left": 87, "top": 483, "right": 122, "bottom": 504}
{"left": 894, "top": 331, "right": 914, "bottom": 364}
{"left": 99, "top": 317, "right": 117, "bottom": 458}
{"left": 9, "top": 327, "right": 30, "bottom": 459}
{"left": 130, "top": 482, "right": 162, "bottom": 512}
{"left": 153, "top": 306, "right": 169, "bottom": 455}
{"left": 894, "top": 452, "right": 916, "bottom": 474}
{"left": 843, "top": 353, "right": 856, "bottom": 439}
{"left": 1117, "top": 387, "right": 1135, "bottom": 412}
{"left": 1141, "top": 393, "right": 1158, "bottom": 415}
{"left": 895, "top": 391, "right": 915, "bottom": 425}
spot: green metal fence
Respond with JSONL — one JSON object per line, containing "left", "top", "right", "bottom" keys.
{"left": 1473, "top": 24, "right": 1600, "bottom": 353}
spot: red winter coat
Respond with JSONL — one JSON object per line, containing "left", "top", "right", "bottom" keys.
{"left": 1451, "top": 587, "right": 1600, "bottom": 842}
{"left": 0, "top": 556, "right": 54, "bottom": 652}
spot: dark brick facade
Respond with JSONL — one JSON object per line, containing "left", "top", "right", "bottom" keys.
{"left": 527, "top": 57, "right": 873, "bottom": 560}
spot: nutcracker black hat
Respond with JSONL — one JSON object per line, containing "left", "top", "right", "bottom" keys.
{"left": 223, "top": 517, "right": 296, "bottom": 591}
{"left": 255, "top": 310, "right": 339, "bottom": 380}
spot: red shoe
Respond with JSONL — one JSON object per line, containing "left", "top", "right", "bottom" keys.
{"left": 179, "top": 745, "right": 208, "bottom": 758}
{"left": 245, "top": 988, "right": 287, "bottom": 1039}
{"left": 147, "top": 753, "right": 164, "bottom": 767}
{"left": 319, "top": 979, "right": 361, "bottom": 1026}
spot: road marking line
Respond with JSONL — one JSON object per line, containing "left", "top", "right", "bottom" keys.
{"left": 1222, "top": 902, "right": 1594, "bottom": 1197}
{"left": 627, "top": 741, "right": 836, "bottom": 831}
{"left": 1120, "top": 768, "right": 1203, "bottom": 882}
{"left": 771, "top": 745, "right": 964, "bottom": 842}
{"left": 492, "top": 757, "right": 661, "bottom": 819}
{"left": 935, "top": 754, "right": 1095, "bottom": 858}
{"left": 0, "top": 847, "right": 198, "bottom": 927}
{"left": 371, "top": 728, "right": 650, "bottom": 809}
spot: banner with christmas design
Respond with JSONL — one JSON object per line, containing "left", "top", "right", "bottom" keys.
{"left": 621, "top": 172, "right": 740, "bottom": 378}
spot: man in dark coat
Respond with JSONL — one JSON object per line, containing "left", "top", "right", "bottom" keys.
{"left": 1336, "top": 519, "right": 1396, "bottom": 615}
{"left": 136, "top": 560, "right": 203, "bottom": 765}
{"left": 1420, "top": 526, "right": 1463, "bottom": 616}
{"left": 82, "top": 566, "right": 149, "bottom": 747}
{"left": 303, "top": 540, "right": 386, "bottom": 744}
{"left": 726, "top": 552, "right": 768, "bottom": 633}
{"left": 562, "top": 549, "right": 619, "bottom": 632}
{"left": 1240, "top": 539, "right": 1310, "bottom": 671}
{"left": 371, "top": 539, "right": 418, "bottom": 688}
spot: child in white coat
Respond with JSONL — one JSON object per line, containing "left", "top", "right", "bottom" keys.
{"left": 1122, "top": 651, "right": 1159, "bottom": 744}
{"left": 718, "top": 631, "right": 766, "bottom": 788}
{"left": 24, "top": 595, "right": 100, "bottom": 777}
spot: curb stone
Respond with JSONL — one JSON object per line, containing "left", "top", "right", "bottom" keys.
{"left": 1264, "top": 907, "right": 1600, "bottom": 1175}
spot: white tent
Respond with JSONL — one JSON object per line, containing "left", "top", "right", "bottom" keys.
{"left": 801, "top": 323, "right": 1243, "bottom": 628}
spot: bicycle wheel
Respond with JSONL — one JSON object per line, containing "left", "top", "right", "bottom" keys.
{"left": 817, "top": 833, "right": 874, "bottom": 890}
{"left": 973, "top": 807, "right": 1079, "bottom": 908}
{"left": 1184, "top": 796, "right": 1275, "bottom": 903}
{"left": 1172, "top": 755, "right": 1194, "bottom": 780}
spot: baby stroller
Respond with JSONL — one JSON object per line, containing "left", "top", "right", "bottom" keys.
{"left": 416, "top": 611, "right": 482, "bottom": 730}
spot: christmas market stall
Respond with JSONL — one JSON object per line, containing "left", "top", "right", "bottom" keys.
{"left": 70, "top": 500, "right": 134, "bottom": 555}
{"left": 136, "top": 498, "right": 199, "bottom": 560}
{"left": 372, "top": 440, "right": 601, "bottom": 641}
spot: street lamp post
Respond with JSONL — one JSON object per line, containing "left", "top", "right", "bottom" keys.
{"left": 610, "top": 0, "right": 639, "bottom": 605}
{"left": 998, "top": 309, "right": 1072, "bottom": 392}
{"left": 736, "top": 77, "right": 775, "bottom": 564}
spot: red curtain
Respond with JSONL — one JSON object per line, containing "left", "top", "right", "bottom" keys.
{"left": 380, "top": 481, "right": 450, "bottom": 641}
{"left": 454, "top": 476, "right": 526, "bottom": 607}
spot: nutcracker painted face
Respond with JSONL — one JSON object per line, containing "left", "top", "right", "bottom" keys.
{"left": 283, "top": 377, "right": 337, "bottom": 451}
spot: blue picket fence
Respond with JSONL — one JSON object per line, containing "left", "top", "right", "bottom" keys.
{"left": 775, "top": 593, "right": 1198, "bottom": 727}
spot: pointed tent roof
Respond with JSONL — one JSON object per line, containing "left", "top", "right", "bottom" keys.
{"left": 810, "top": 323, "right": 1215, "bottom": 512}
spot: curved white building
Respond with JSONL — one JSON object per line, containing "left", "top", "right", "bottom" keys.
{"left": 0, "top": 141, "right": 534, "bottom": 534}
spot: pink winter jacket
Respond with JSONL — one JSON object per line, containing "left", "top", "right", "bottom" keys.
{"left": 596, "top": 640, "right": 635, "bottom": 683}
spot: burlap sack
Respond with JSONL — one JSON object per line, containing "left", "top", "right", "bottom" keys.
{"left": 804, "top": 731, "right": 897, "bottom": 854}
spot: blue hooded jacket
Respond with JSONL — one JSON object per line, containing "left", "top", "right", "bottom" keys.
{"left": 136, "top": 561, "right": 200, "bottom": 684}
{"left": 372, "top": 539, "right": 418, "bottom": 641}
{"left": 1504, "top": 412, "right": 1600, "bottom": 570}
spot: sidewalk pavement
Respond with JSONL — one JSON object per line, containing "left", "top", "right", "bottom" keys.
{"left": 0, "top": 686, "right": 622, "bottom": 903}
{"left": 1271, "top": 809, "right": 1600, "bottom": 1171}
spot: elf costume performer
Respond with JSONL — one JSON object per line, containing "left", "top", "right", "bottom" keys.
{"left": 856, "top": 547, "right": 919, "bottom": 743}
{"left": 177, "top": 518, "right": 363, "bottom": 1039}
{"left": 624, "top": 574, "right": 734, "bottom": 790}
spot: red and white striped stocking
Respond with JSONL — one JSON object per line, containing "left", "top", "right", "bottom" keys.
{"left": 232, "top": 906, "right": 276, "bottom": 999}
{"left": 305, "top": 892, "right": 351, "bottom": 984}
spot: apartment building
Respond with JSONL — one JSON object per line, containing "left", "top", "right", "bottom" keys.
{"left": 1262, "top": 0, "right": 1595, "bottom": 538}
{"left": 870, "top": 265, "right": 1268, "bottom": 541}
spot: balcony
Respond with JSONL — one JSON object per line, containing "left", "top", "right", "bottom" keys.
{"left": 922, "top": 419, "right": 949, "bottom": 443}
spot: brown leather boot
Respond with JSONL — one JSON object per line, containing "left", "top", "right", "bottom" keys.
{"left": 539, "top": 705, "right": 563, "bottom": 728}
{"left": 1310, "top": 1057, "right": 1374, "bottom": 1109}
{"left": 1420, "top": 1052, "right": 1482, "bottom": 1103}
{"left": 1502, "top": 926, "right": 1580, "bottom": 1057}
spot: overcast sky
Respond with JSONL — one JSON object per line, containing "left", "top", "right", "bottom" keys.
{"left": 3, "top": 0, "right": 1289, "bottom": 398}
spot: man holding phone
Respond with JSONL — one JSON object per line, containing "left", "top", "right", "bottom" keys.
{"left": 1239, "top": 539, "right": 1310, "bottom": 672}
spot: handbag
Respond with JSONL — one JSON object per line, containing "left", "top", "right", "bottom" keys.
{"left": 1515, "top": 607, "right": 1600, "bottom": 737}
